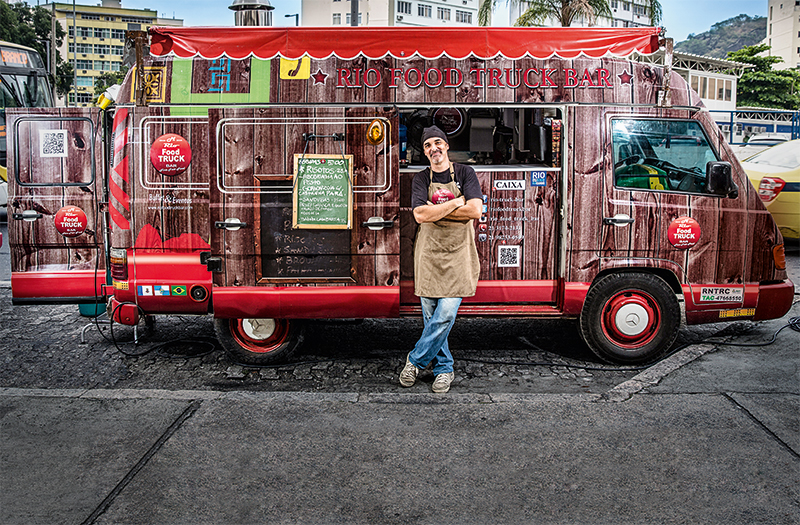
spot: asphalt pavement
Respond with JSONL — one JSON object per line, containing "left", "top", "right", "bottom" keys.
{"left": 0, "top": 218, "right": 798, "bottom": 523}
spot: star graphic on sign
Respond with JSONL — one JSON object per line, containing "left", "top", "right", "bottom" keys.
{"left": 311, "top": 69, "right": 328, "bottom": 84}
{"left": 618, "top": 69, "right": 633, "bottom": 84}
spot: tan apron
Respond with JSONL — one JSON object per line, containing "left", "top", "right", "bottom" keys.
{"left": 413, "top": 166, "right": 480, "bottom": 298}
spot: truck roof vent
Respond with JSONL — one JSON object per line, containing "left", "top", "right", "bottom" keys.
{"left": 229, "top": 0, "right": 274, "bottom": 27}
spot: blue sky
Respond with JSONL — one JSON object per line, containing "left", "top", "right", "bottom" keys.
{"left": 38, "top": 0, "right": 767, "bottom": 42}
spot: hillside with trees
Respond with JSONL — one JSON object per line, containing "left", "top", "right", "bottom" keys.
{"left": 674, "top": 14, "right": 766, "bottom": 58}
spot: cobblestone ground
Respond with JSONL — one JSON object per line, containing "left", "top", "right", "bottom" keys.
{"left": 0, "top": 284, "right": 759, "bottom": 394}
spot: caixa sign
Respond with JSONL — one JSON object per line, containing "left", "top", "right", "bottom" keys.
{"left": 493, "top": 180, "right": 525, "bottom": 190}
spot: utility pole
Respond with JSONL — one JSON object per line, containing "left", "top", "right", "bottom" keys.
{"left": 51, "top": 1, "right": 56, "bottom": 102}
{"left": 350, "top": 0, "right": 358, "bottom": 26}
{"left": 72, "top": 0, "right": 77, "bottom": 106}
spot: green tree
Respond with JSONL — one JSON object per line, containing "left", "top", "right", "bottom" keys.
{"left": 93, "top": 68, "right": 128, "bottom": 96}
{"left": 0, "top": 2, "right": 72, "bottom": 98}
{"left": 727, "top": 44, "right": 800, "bottom": 110}
{"left": 479, "top": 0, "right": 661, "bottom": 27}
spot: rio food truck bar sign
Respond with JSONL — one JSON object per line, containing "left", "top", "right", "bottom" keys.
{"left": 334, "top": 66, "right": 622, "bottom": 90}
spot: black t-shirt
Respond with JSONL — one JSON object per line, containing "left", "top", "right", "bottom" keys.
{"left": 411, "top": 163, "right": 482, "bottom": 210}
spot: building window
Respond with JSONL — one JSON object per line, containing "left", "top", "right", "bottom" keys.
{"left": 76, "top": 59, "right": 93, "bottom": 70}
{"left": 345, "top": 12, "right": 362, "bottom": 25}
{"left": 111, "top": 45, "right": 124, "bottom": 56}
{"left": 398, "top": 1, "right": 412, "bottom": 14}
{"left": 94, "top": 44, "right": 109, "bottom": 55}
{"left": 69, "top": 92, "right": 94, "bottom": 104}
{"left": 456, "top": 10, "right": 472, "bottom": 23}
{"left": 69, "top": 43, "right": 93, "bottom": 54}
{"left": 112, "top": 29, "right": 125, "bottom": 40}
{"left": 105, "top": 16, "right": 115, "bottom": 21}
{"left": 633, "top": 4, "right": 647, "bottom": 16}
{"left": 611, "top": 0, "right": 618, "bottom": 7}
{"left": 725, "top": 79, "right": 732, "bottom": 101}
{"left": 333, "top": 13, "right": 341, "bottom": 24}
{"left": 76, "top": 76, "right": 94, "bottom": 87}
{"left": 121, "top": 17, "right": 153, "bottom": 23}
{"left": 94, "top": 60, "right": 111, "bottom": 71}
{"left": 419, "top": 4, "right": 432, "bottom": 17}
{"left": 94, "top": 28, "right": 110, "bottom": 39}
{"left": 622, "top": 2, "right": 630, "bottom": 10}
{"left": 82, "top": 14, "right": 100, "bottom": 20}
{"left": 438, "top": 7, "right": 451, "bottom": 20}
{"left": 72, "top": 26, "right": 92, "bottom": 38}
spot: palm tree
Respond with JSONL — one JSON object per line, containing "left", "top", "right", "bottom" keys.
{"left": 479, "top": 0, "right": 662, "bottom": 28}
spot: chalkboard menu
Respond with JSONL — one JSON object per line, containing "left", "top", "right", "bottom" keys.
{"left": 293, "top": 154, "right": 353, "bottom": 229}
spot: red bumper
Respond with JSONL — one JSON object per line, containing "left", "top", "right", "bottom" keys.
{"left": 753, "top": 280, "right": 795, "bottom": 321}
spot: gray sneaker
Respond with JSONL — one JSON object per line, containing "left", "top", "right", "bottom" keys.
{"left": 399, "top": 354, "right": 420, "bottom": 387}
{"left": 432, "top": 372, "right": 455, "bottom": 393}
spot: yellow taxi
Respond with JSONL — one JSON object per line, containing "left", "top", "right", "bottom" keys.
{"left": 742, "top": 139, "right": 800, "bottom": 240}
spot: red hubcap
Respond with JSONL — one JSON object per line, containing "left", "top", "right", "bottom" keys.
{"left": 230, "top": 318, "right": 290, "bottom": 354}
{"left": 600, "top": 290, "right": 661, "bottom": 349}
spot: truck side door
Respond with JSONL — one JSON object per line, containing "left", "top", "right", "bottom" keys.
{"left": 7, "top": 108, "right": 105, "bottom": 304}
{"left": 601, "top": 114, "right": 748, "bottom": 297}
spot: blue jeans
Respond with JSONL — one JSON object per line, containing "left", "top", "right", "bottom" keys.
{"left": 409, "top": 297, "right": 462, "bottom": 376}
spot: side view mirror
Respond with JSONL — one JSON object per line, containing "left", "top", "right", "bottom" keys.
{"left": 706, "top": 161, "right": 739, "bottom": 199}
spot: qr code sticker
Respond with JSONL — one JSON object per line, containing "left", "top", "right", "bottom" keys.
{"left": 498, "top": 245, "right": 520, "bottom": 267}
{"left": 40, "top": 129, "right": 68, "bottom": 158}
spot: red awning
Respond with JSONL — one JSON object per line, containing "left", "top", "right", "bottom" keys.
{"left": 149, "top": 27, "right": 662, "bottom": 61}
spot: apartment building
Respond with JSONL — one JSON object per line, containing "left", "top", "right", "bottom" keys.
{"left": 301, "top": 0, "right": 479, "bottom": 27}
{"left": 50, "top": 0, "right": 183, "bottom": 107}
{"left": 765, "top": 0, "right": 800, "bottom": 69}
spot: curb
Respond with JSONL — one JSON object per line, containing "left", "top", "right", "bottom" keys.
{"left": 600, "top": 344, "right": 716, "bottom": 402}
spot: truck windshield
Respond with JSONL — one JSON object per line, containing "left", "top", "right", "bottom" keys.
{"left": 612, "top": 119, "right": 719, "bottom": 194}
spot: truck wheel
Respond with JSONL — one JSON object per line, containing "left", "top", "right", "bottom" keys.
{"left": 214, "top": 318, "right": 304, "bottom": 366}
{"left": 579, "top": 273, "right": 680, "bottom": 365}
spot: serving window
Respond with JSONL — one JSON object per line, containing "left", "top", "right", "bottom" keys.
{"left": 399, "top": 106, "right": 563, "bottom": 168}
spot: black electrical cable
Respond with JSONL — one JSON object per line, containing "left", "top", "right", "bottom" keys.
{"left": 106, "top": 302, "right": 219, "bottom": 358}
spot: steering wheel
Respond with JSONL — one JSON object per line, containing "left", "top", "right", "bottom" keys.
{"left": 614, "top": 154, "right": 641, "bottom": 170}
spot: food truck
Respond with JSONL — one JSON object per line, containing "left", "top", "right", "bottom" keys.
{"left": 6, "top": 27, "right": 794, "bottom": 365}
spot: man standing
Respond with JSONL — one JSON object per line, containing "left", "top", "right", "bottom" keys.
{"left": 400, "top": 126, "right": 482, "bottom": 393}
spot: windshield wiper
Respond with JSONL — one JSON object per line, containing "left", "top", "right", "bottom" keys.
{"left": 0, "top": 75, "right": 24, "bottom": 107}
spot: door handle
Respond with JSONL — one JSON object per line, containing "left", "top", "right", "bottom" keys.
{"left": 12, "top": 210, "right": 43, "bottom": 222}
{"left": 215, "top": 218, "right": 248, "bottom": 231}
{"left": 361, "top": 216, "right": 395, "bottom": 230}
{"left": 603, "top": 214, "right": 635, "bottom": 227}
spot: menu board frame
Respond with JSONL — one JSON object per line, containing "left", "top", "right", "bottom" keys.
{"left": 292, "top": 153, "right": 354, "bottom": 230}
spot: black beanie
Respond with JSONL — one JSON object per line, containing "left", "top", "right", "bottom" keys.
{"left": 421, "top": 125, "right": 448, "bottom": 146}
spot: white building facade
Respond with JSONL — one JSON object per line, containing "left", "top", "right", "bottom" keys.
{"left": 765, "top": 0, "right": 800, "bottom": 69}
{"left": 301, "top": 0, "right": 479, "bottom": 27}
{"left": 508, "top": 0, "right": 655, "bottom": 28}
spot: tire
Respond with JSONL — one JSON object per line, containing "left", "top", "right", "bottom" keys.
{"left": 579, "top": 273, "right": 680, "bottom": 365}
{"left": 214, "top": 318, "right": 304, "bottom": 366}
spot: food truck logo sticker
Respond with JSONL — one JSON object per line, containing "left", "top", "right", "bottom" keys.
{"left": 668, "top": 216, "right": 701, "bottom": 249}
{"left": 150, "top": 133, "right": 192, "bottom": 177}
{"left": 54, "top": 206, "right": 87, "bottom": 237}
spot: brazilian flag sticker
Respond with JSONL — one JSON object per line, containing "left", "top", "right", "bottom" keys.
{"left": 171, "top": 285, "right": 187, "bottom": 296}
